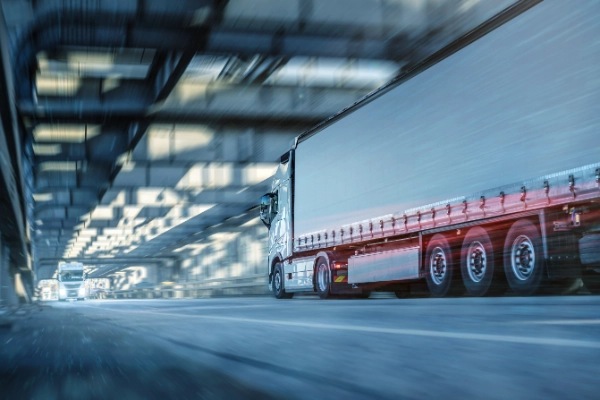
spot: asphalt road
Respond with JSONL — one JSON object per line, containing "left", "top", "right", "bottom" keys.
{"left": 1, "top": 295, "right": 599, "bottom": 399}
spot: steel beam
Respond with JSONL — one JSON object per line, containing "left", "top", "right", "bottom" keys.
{"left": 150, "top": 51, "right": 197, "bottom": 103}
{"left": 12, "top": 19, "right": 403, "bottom": 102}
{"left": 19, "top": 83, "right": 368, "bottom": 121}
{"left": 0, "top": 6, "right": 29, "bottom": 271}
{"left": 34, "top": 165, "right": 111, "bottom": 189}
{"left": 32, "top": 135, "right": 130, "bottom": 164}
{"left": 22, "top": 113, "right": 321, "bottom": 130}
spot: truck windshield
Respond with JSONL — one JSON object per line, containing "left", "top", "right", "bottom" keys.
{"left": 60, "top": 272, "right": 84, "bottom": 282}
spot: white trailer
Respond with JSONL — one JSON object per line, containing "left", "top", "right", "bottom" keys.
{"left": 57, "top": 262, "right": 86, "bottom": 301}
{"left": 260, "top": 0, "right": 600, "bottom": 299}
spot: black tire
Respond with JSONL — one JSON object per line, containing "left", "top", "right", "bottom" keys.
{"left": 503, "top": 219, "right": 544, "bottom": 296}
{"left": 539, "top": 277, "right": 582, "bottom": 295}
{"left": 315, "top": 258, "right": 332, "bottom": 299}
{"left": 272, "top": 263, "right": 293, "bottom": 299}
{"left": 425, "top": 234, "right": 458, "bottom": 297}
{"left": 357, "top": 291, "right": 371, "bottom": 299}
{"left": 394, "top": 283, "right": 411, "bottom": 299}
{"left": 460, "top": 226, "right": 497, "bottom": 297}
{"left": 582, "top": 270, "right": 600, "bottom": 294}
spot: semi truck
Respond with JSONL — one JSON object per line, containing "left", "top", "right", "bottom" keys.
{"left": 259, "top": 0, "right": 600, "bottom": 299}
{"left": 57, "top": 262, "right": 86, "bottom": 301}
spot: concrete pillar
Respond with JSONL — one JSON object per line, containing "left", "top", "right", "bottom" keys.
{"left": 171, "top": 260, "right": 182, "bottom": 282}
{"left": 12, "top": 271, "right": 31, "bottom": 304}
{"left": 145, "top": 264, "right": 159, "bottom": 285}
{"left": 0, "top": 238, "right": 18, "bottom": 306}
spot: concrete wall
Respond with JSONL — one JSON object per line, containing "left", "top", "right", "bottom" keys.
{"left": 118, "top": 217, "right": 272, "bottom": 298}
{"left": 178, "top": 218, "right": 267, "bottom": 281}
{"left": 111, "top": 265, "right": 159, "bottom": 291}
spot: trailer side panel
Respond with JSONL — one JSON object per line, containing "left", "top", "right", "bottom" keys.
{"left": 293, "top": 0, "right": 600, "bottom": 239}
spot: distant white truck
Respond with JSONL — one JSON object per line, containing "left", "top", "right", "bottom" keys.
{"left": 41, "top": 287, "right": 51, "bottom": 300}
{"left": 57, "top": 263, "right": 86, "bottom": 301}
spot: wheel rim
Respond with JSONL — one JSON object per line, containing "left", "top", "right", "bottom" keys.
{"left": 318, "top": 264, "right": 328, "bottom": 292}
{"left": 511, "top": 235, "right": 535, "bottom": 281}
{"left": 274, "top": 270, "right": 282, "bottom": 292}
{"left": 429, "top": 247, "right": 447, "bottom": 285}
{"left": 467, "top": 241, "right": 486, "bottom": 283}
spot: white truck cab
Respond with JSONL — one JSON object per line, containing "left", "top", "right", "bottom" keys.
{"left": 57, "top": 263, "right": 86, "bottom": 301}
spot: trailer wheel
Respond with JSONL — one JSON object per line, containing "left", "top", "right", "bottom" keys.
{"left": 316, "top": 259, "right": 331, "bottom": 299}
{"left": 425, "top": 234, "right": 457, "bottom": 297}
{"left": 503, "top": 219, "right": 544, "bottom": 296}
{"left": 357, "top": 291, "right": 371, "bottom": 299}
{"left": 582, "top": 269, "right": 600, "bottom": 294}
{"left": 460, "top": 227, "right": 497, "bottom": 296}
{"left": 272, "top": 263, "right": 293, "bottom": 299}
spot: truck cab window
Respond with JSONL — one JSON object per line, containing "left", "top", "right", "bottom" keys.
{"left": 260, "top": 192, "right": 278, "bottom": 227}
{"left": 271, "top": 191, "right": 279, "bottom": 215}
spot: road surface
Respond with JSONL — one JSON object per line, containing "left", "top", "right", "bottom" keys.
{"left": 1, "top": 295, "right": 599, "bottom": 399}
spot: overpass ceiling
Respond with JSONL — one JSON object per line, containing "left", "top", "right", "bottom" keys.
{"left": 0, "top": 0, "right": 516, "bottom": 279}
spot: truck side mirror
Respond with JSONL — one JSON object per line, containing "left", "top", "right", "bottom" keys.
{"left": 259, "top": 194, "right": 272, "bottom": 228}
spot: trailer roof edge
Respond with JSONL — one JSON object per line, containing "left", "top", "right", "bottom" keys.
{"left": 295, "top": 0, "right": 543, "bottom": 146}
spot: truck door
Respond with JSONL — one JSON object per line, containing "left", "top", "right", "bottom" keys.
{"left": 270, "top": 180, "right": 292, "bottom": 261}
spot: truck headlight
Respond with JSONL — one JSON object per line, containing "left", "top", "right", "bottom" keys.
{"left": 59, "top": 288, "right": 66, "bottom": 297}
{"left": 78, "top": 288, "right": 86, "bottom": 297}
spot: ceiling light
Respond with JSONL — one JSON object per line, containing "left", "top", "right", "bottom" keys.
{"left": 36, "top": 74, "right": 81, "bottom": 96}
{"left": 32, "top": 193, "right": 53, "bottom": 202}
{"left": 34, "top": 124, "right": 100, "bottom": 143}
{"left": 32, "top": 144, "right": 62, "bottom": 156}
{"left": 38, "top": 161, "right": 77, "bottom": 172}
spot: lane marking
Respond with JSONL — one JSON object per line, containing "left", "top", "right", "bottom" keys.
{"left": 79, "top": 304, "right": 265, "bottom": 311}
{"left": 147, "top": 305, "right": 267, "bottom": 311}
{"left": 515, "top": 319, "right": 600, "bottom": 325}
{"left": 93, "top": 307, "right": 600, "bottom": 349}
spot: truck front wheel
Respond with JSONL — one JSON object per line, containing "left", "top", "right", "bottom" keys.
{"left": 272, "top": 263, "right": 293, "bottom": 299}
{"left": 316, "top": 259, "right": 331, "bottom": 299}
{"left": 503, "top": 219, "right": 544, "bottom": 296}
{"left": 425, "top": 234, "right": 458, "bottom": 297}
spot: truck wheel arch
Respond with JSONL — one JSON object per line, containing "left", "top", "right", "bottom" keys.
{"left": 269, "top": 254, "right": 283, "bottom": 277}
{"left": 312, "top": 251, "right": 336, "bottom": 291}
